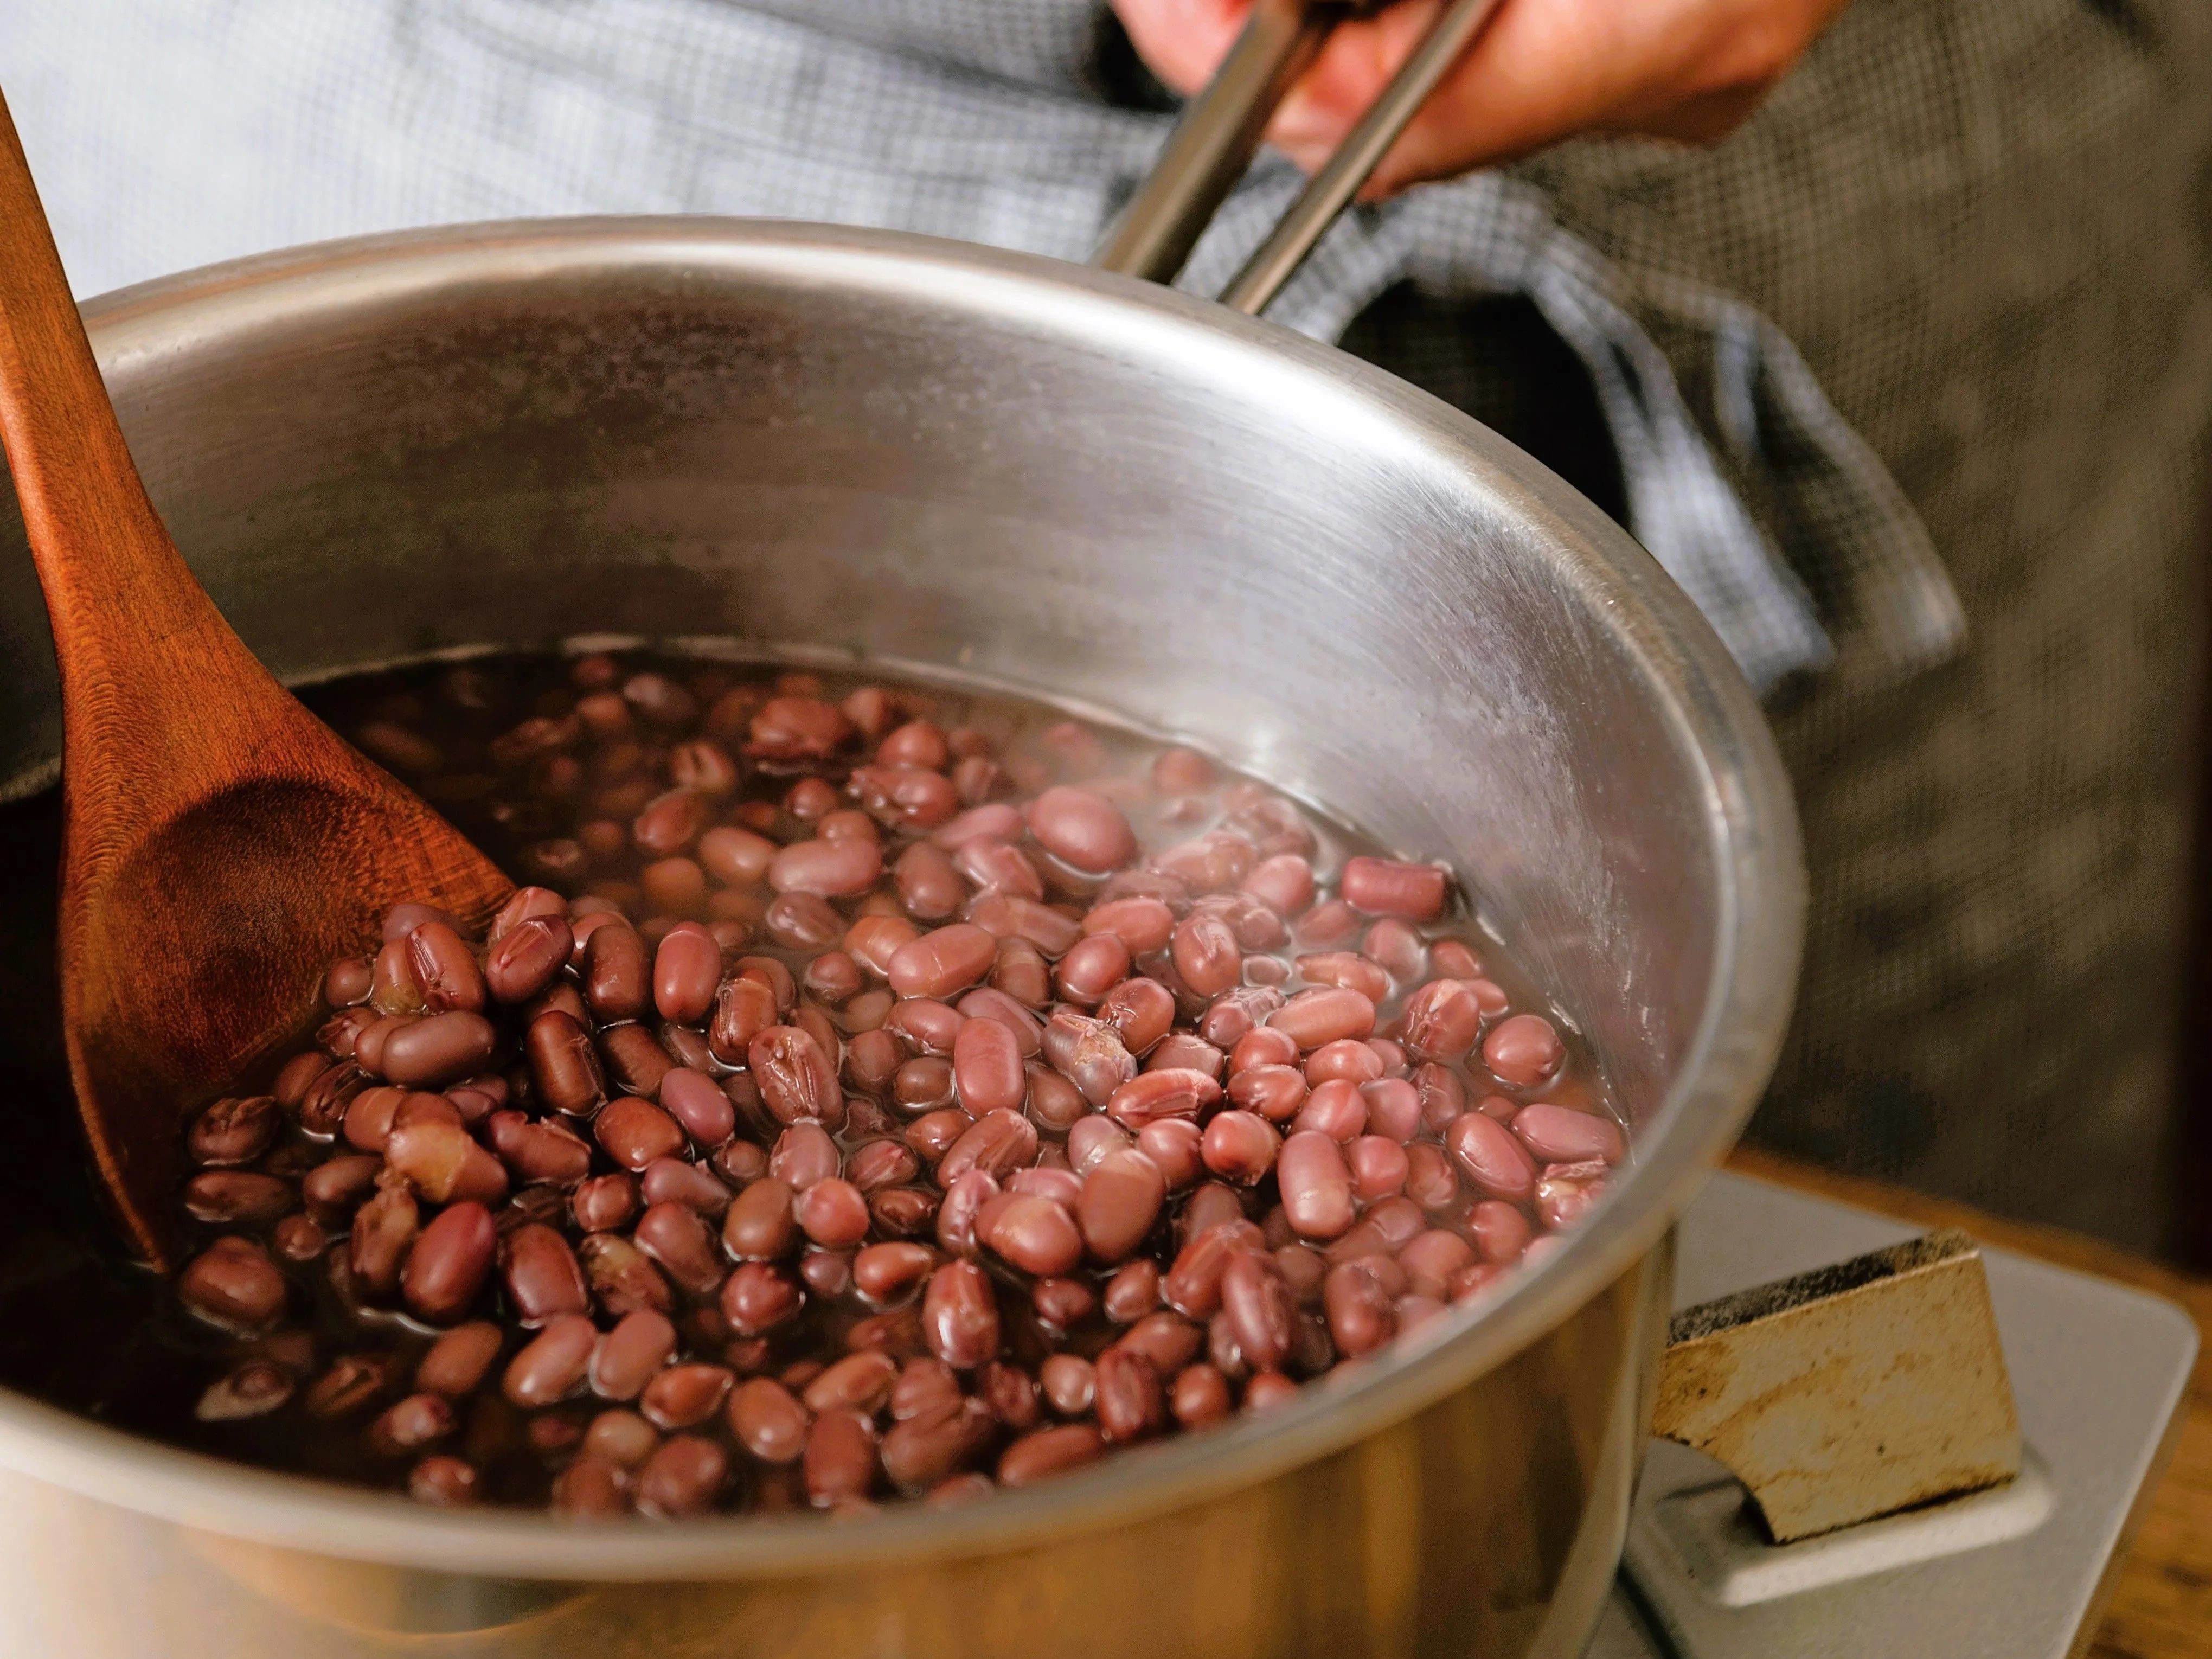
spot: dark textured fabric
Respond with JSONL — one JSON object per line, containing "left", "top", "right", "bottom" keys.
{"left": 1506, "top": 0, "right": 2212, "bottom": 1246}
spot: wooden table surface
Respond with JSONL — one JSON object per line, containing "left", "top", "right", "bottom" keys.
{"left": 1728, "top": 1148, "right": 2212, "bottom": 1658}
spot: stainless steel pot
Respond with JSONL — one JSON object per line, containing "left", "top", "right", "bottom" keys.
{"left": 0, "top": 219, "right": 1802, "bottom": 1658}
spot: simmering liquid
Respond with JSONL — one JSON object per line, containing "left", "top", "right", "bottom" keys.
{"left": 4, "top": 650, "right": 1628, "bottom": 1515}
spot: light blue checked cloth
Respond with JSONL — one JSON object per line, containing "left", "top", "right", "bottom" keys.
{"left": 3, "top": 0, "right": 1965, "bottom": 693}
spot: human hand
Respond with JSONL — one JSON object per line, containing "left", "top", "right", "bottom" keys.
{"left": 1110, "top": 0, "right": 1854, "bottom": 197}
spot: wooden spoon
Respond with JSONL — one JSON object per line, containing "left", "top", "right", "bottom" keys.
{"left": 0, "top": 93, "right": 512, "bottom": 1270}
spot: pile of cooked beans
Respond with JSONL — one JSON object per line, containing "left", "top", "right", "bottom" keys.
{"left": 174, "top": 654, "right": 1624, "bottom": 1517}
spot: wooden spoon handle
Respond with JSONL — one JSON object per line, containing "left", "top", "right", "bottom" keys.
{"left": 0, "top": 92, "right": 278, "bottom": 763}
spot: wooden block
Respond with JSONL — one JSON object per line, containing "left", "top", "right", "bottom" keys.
{"left": 1652, "top": 1227, "right": 2023, "bottom": 1543}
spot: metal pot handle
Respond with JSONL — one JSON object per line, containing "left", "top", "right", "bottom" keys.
{"left": 1093, "top": 0, "right": 1508, "bottom": 316}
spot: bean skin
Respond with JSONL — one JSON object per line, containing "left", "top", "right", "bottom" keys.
{"left": 1323, "top": 1263, "right": 1397, "bottom": 1357}
{"left": 803, "top": 1351, "right": 900, "bottom": 1416}
{"left": 1277, "top": 1132, "right": 1356, "bottom": 1241}
{"left": 1041, "top": 1010, "right": 1136, "bottom": 1105}
{"left": 659, "top": 1068, "right": 737, "bottom": 1148}
{"left": 956, "top": 987, "right": 1043, "bottom": 1055}
{"left": 938, "top": 1110, "right": 1038, "bottom": 1187}
{"left": 484, "top": 916, "right": 572, "bottom": 1005}
{"left": 632, "top": 1203, "right": 725, "bottom": 1309}
{"left": 982, "top": 1194, "right": 1084, "bottom": 1278}
{"left": 953, "top": 837, "right": 1044, "bottom": 902}
{"left": 599, "top": 1023, "right": 678, "bottom": 1100}
{"left": 300, "top": 1155, "right": 380, "bottom": 1224}
{"left": 1093, "top": 1347, "right": 1164, "bottom": 1444}
{"left": 1306, "top": 1037, "right": 1385, "bottom": 1086}
{"left": 1361, "top": 1078, "right": 1422, "bottom": 1142}
{"left": 403, "top": 1201, "right": 497, "bottom": 1324}
{"left": 418, "top": 1322, "right": 504, "bottom": 1397}
{"left": 1267, "top": 988, "right": 1376, "bottom": 1051}
{"left": 1033, "top": 1276, "right": 1098, "bottom": 1332}
{"left": 1469, "top": 1199, "right": 1533, "bottom": 1264}
{"left": 349, "top": 1186, "right": 419, "bottom": 1298}
{"left": 380, "top": 1013, "right": 497, "bottom": 1088}
{"left": 1053, "top": 934, "right": 1131, "bottom": 1008}
{"left": 1106, "top": 1068, "right": 1222, "bottom": 1131}
{"left": 582, "top": 1409, "right": 661, "bottom": 1469}
{"left": 1102, "top": 1261, "right": 1163, "bottom": 1325}
{"left": 1040, "top": 1354, "right": 1095, "bottom": 1418}
{"left": 1115, "top": 1312, "right": 1205, "bottom": 1376}
{"left": 640, "top": 1363, "right": 736, "bottom": 1431}
{"left": 998, "top": 1423, "right": 1105, "bottom": 1486}
{"left": 1535, "top": 1161, "right": 1610, "bottom": 1231}
{"left": 854, "top": 1241, "right": 937, "bottom": 1304}
{"left": 747, "top": 1026, "right": 839, "bottom": 1125}
{"left": 574, "top": 1237, "right": 671, "bottom": 1322}
{"left": 183, "top": 1171, "right": 296, "bottom": 1226}
{"left": 721, "top": 1262, "right": 805, "bottom": 1335}
{"left": 1170, "top": 913, "right": 1241, "bottom": 1000}
{"left": 804, "top": 1409, "right": 880, "bottom": 1507}
{"left": 729, "top": 1377, "right": 813, "bottom": 1463}
{"left": 698, "top": 824, "right": 778, "bottom": 888}
{"left": 1227, "top": 1063, "right": 1308, "bottom": 1124}
{"left": 1148, "top": 1034, "right": 1224, "bottom": 1079}
{"left": 1217, "top": 1250, "right": 1299, "bottom": 1373}
{"left": 881, "top": 1397, "right": 995, "bottom": 1491}
{"left": 892, "top": 842, "right": 965, "bottom": 922}
{"left": 273, "top": 1050, "right": 333, "bottom": 1108}
{"left": 1135, "top": 1119, "right": 1204, "bottom": 1190}
{"left": 769, "top": 1123, "right": 841, "bottom": 1192}
{"left": 1445, "top": 1111, "right": 1539, "bottom": 1201}
{"left": 1081, "top": 896, "right": 1175, "bottom": 955}
{"left": 501, "top": 1224, "right": 590, "bottom": 1327}
{"left": 1339, "top": 856, "right": 1448, "bottom": 921}
{"left": 1294, "top": 1078, "right": 1368, "bottom": 1143}
{"left": 1200, "top": 1111, "right": 1280, "bottom": 1186}
{"left": 369, "top": 1393, "right": 457, "bottom": 1457}
{"left": 794, "top": 1178, "right": 872, "bottom": 1249}
{"left": 387, "top": 1120, "right": 508, "bottom": 1206}
{"left": 589, "top": 1309, "right": 678, "bottom": 1402}
{"left": 582, "top": 924, "right": 652, "bottom": 1023}
{"left": 649, "top": 923, "right": 721, "bottom": 1023}
{"left": 407, "top": 923, "right": 487, "bottom": 1015}
{"left": 921, "top": 1262, "right": 999, "bottom": 1368}
{"left": 951, "top": 1017, "right": 1026, "bottom": 1116}
{"left": 594, "top": 1097, "right": 687, "bottom": 1172}
{"left": 1099, "top": 977, "right": 1177, "bottom": 1056}
{"left": 189, "top": 1096, "right": 280, "bottom": 1167}
{"left": 1066, "top": 1115, "right": 1132, "bottom": 1177}
{"left": 179, "top": 1239, "right": 287, "bottom": 1332}
{"left": 503, "top": 1315, "right": 598, "bottom": 1407}
{"left": 636, "top": 1436, "right": 729, "bottom": 1519}
{"left": 1077, "top": 1149, "right": 1166, "bottom": 1264}
{"left": 1028, "top": 787, "right": 1136, "bottom": 874}
{"left": 526, "top": 1011, "right": 606, "bottom": 1117}
{"left": 1511, "top": 1100, "right": 1624, "bottom": 1164}
{"left": 887, "top": 924, "right": 998, "bottom": 1001}
{"left": 1483, "top": 1014, "right": 1565, "bottom": 1088}
{"left": 1171, "top": 1363, "right": 1233, "bottom": 1430}
{"left": 1163, "top": 1221, "right": 1264, "bottom": 1321}
{"left": 770, "top": 836, "right": 884, "bottom": 899}
{"left": 1009, "top": 1166, "right": 1083, "bottom": 1208}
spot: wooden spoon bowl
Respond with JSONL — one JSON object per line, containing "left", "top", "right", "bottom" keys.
{"left": 0, "top": 92, "right": 511, "bottom": 1270}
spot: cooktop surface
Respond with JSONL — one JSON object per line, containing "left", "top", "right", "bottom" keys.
{"left": 1587, "top": 1171, "right": 2195, "bottom": 1658}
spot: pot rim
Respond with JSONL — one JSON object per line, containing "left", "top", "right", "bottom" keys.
{"left": 0, "top": 217, "right": 1804, "bottom": 1580}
